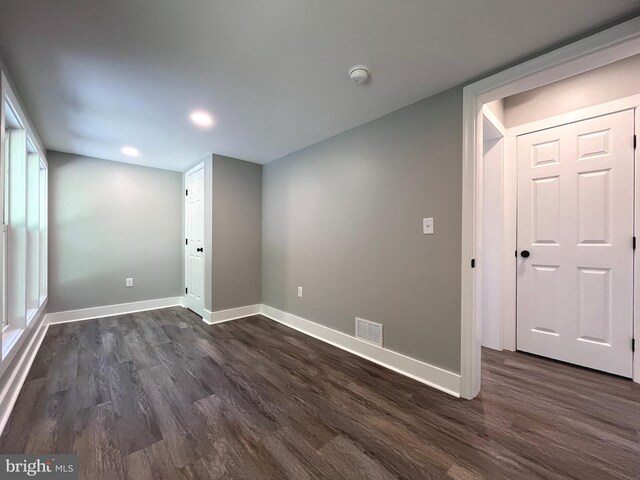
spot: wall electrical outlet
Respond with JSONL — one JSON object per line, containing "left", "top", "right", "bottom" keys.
{"left": 298, "top": 286, "right": 303, "bottom": 298}
{"left": 126, "top": 277, "right": 134, "bottom": 287}
{"left": 423, "top": 217, "right": 434, "bottom": 235}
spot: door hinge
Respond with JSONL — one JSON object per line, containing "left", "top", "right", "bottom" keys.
{"left": 634, "top": 134, "right": 637, "bottom": 150}
{"left": 185, "top": 287, "right": 188, "bottom": 294}
{"left": 634, "top": 237, "right": 637, "bottom": 250}
{"left": 471, "top": 258, "right": 476, "bottom": 268}
{"left": 186, "top": 189, "right": 188, "bottom": 196}
{"left": 633, "top": 338, "right": 635, "bottom": 352}
{"left": 185, "top": 238, "right": 188, "bottom": 245}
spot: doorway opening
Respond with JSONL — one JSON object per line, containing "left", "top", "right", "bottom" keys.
{"left": 461, "top": 17, "right": 640, "bottom": 399}
{"left": 184, "top": 161, "right": 205, "bottom": 317}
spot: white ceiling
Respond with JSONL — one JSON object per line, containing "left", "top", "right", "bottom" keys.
{"left": 0, "top": 1, "right": 638, "bottom": 171}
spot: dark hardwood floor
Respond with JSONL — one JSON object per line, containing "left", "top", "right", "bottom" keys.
{"left": 1, "top": 307, "right": 639, "bottom": 479}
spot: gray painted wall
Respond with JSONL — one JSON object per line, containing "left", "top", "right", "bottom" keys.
{"left": 48, "top": 151, "right": 182, "bottom": 312}
{"left": 504, "top": 53, "right": 640, "bottom": 127}
{"left": 211, "top": 155, "right": 262, "bottom": 311}
{"left": 262, "top": 87, "right": 463, "bottom": 373}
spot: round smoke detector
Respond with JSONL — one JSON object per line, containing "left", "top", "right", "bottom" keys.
{"left": 348, "top": 65, "right": 370, "bottom": 84}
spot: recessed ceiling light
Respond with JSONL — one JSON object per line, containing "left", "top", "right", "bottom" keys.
{"left": 121, "top": 146, "right": 140, "bottom": 157}
{"left": 190, "top": 111, "right": 214, "bottom": 128}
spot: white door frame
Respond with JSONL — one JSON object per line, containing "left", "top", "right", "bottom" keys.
{"left": 460, "top": 16, "right": 640, "bottom": 399}
{"left": 485, "top": 94, "right": 640, "bottom": 355}
{"left": 479, "top": 111, "right": 506, "bottom": 352}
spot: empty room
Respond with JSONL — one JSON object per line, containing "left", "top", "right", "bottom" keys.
{"left": 0, "top": 1, "right": 639, "bottom": 479}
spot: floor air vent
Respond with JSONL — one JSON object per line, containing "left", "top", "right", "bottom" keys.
{"left": 355, "top": 317, "right": 383, "bottom": 347}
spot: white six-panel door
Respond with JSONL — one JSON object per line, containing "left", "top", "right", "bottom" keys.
{"left": 185, "top": 164, "right": 205, "bottom": 316}
{"left": 517, "top": 109, "right": 635, "bottom": 377}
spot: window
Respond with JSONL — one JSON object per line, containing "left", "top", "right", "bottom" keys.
{"left": 1, "top": 86, "right": 48, "bottom": 358}
{"left": 1, "top": 130, "right": 8, "bottom": 330}
{"left": 26, "top": 143, "right": 40, "bottom": 323}
{"left": 39, "top": 162, "right": 47, "bottom": 303}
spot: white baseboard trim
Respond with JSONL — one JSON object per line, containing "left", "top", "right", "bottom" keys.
{"left": 0, "top": 312, "right": 49, "bottom": 436}
{"left": 1, "top": 299, "right": 459, "bottom": 438}
{"left": 45, "top": 296, "right": 186, "bottom": 325}
{"left": 3, "top": 298, "right": 458, "bottom": 440}
{"left": 202, "top": 304, "right": 262, "bottom": 325}
{"left": 260, "top": 305, "right": 461, "bottom": 397}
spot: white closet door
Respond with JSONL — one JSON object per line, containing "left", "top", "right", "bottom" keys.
{"left": 185, "top": 164, "right": 205, "bottom": 316}
{"left": 517, "top": 109, "right": 634, "bottom": 377}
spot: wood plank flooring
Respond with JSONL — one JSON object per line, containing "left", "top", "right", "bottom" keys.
{"left": 1, "top": 306, "right": 639, "bottom": 479}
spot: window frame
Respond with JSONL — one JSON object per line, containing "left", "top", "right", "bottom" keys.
{"left": 0, "top": 73, "right": 48, "bottom": 369}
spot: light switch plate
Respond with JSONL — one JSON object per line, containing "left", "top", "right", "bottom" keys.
{"left": 297, "top": 286, "right": 303, "bottom": 298}
{"left": 126, "top": 277, "right": 134, "bottom": 287}
{"left": 423, "top": 217, "right": 434, "bottom": 235}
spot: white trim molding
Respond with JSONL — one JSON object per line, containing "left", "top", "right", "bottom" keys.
{"left": 0, "top": 300, "right": 461, "bottom": 437}
{"left": 507, "top": 93, "right": 640, "bottom": 137}
{"left": 45, "top": 296, "right": 185, "bottom": 325}
{"left": 260, "top": 305, "right": 461, "bottom": 397}
{"left": 0, "top": 311, "right": 48, "bottom": 435}
{"left": 461, "top": 16, "right": 640, "bottom": 399}
{"left": 202, "top": 304, "right": 262, "bottom": 325}
{"left": 2, "top": 73, "right": 46, "bottom": 159}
